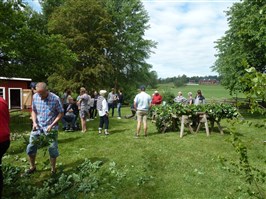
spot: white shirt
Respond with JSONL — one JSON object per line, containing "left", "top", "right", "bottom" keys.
{"left": 98, "top": 98, "right": 109, "bottom": 116}
{"left": 134, "top": 91, "right": 151, "bottom": 111}
{"left": 174, "top": 95, "right": 187, "bottom": 103}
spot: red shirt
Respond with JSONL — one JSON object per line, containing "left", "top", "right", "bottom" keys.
{"left": 0, "top": 97, "right": 10, "bottom": 143}
{"left": 152, "top": 94, "right": 163, "bottom": 105}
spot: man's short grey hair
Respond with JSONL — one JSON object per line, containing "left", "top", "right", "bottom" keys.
{"left": 188, "top": 92, "right": 192, "bottom": 96}
{"left": 36, "top": 82, "right": 47, "bottom": 90}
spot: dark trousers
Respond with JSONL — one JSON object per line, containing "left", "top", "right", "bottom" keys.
{"left": 89, "top": 107, "right": 94, "bottom": 119}
{"left": 90, "top": 107, "right": 97, "bottom": 118}
{"left": 108, "top": 103, "right": 115, "bottom": 117}
{"left": 62, "top": 115, "right": 76, "bottom": 129}
{"left": 125, "top": 110, "right": 136, "bottom": 119}
{"left": 99, "top": 115, "right": 109, "bottom": 130}
{"left": 0, "top": 140, "right": 10, "bottom": 199}
{"left": 63, "top": 104, "right": 68, "bottom": 114}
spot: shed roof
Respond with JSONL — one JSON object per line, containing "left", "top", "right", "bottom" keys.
{"left": 0, "top": 77, "right": 32, "bottom": 81}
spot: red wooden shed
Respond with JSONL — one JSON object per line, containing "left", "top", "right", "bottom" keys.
{"left": 0, "top": 77, "right": 32, "bottom": 109}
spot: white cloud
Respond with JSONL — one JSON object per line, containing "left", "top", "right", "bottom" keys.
{"left": 143, "top": 0, "right": 240, "bottom": 78}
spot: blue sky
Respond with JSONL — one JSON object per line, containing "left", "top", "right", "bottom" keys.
{"left": 24, "top": 0, "right": 240, "bottom": 78}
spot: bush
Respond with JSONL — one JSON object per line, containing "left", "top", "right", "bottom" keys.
{"left": 152, "top": 103, "right": 240, "bottom": 133}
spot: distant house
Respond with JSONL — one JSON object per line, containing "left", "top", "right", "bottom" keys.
{"left": 0, "top": 77, "right": 32, "bottom": 109}
{"left": 187, "top": 80, "right": 199, "bottom": 85}
{"left": 199, "top": 79, "right": 219, "bottom": 85}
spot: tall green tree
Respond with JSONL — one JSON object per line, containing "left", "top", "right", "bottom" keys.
{"left": 102, "top": 0, "right": 157, "bottom": 89}
{"left": 174, "top": 74, "right": 187, "bottom": 87}
{"left": 213, "top": 0, "right": 266, "bottom": 94}
{"left": 0, "top": 0, "right": 76, "bottom": 81}
{"left": 147, "top": 70, "right": 158, "bottom": 88}
{"left": 47, "top": 0, "right": 114, "bottom": 91}
{"left": 47, "top": 0, "right": 156, "bottom": 92}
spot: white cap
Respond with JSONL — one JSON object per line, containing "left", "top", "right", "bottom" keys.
{"left": 154, "top": 91, "right": 159, "bottom": 93}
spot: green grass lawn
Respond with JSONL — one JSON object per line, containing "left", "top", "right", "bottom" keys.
{"left": 147, "top": 83, "right": 245, "bottom": 100}
{"left": 3, "top": 107, "right": 266, "bottom": 199}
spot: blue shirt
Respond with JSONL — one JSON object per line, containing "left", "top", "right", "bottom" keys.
{"left": 32, "top": 92, "right": 64, "bottom": 132}
{"left": 134, "top": 92, "right": 151, "bottom": 111}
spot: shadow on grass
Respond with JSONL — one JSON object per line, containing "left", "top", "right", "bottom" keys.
{"left": 110, "top": 128, "right": 131, "bottom": 135}
{"left": 61, "top": 157, "right": 109, "bottom": 172}
{"left": 139, "top": 131, "right": 161, "bottom": 137}
{"left": 8, "top": 145, "right": 26, "bottom": 155}
{"left": 210, "top": 126, "right": 244, "bottom": 136}
{"left": 58, "top": 136, "right": 82, "bottom": 144}
{"left": 239, "top": 110, "right": 266, "bottom": 120}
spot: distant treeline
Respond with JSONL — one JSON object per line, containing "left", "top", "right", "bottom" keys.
{"left": 158, "top": 75, "right": 221, "bottom": 87}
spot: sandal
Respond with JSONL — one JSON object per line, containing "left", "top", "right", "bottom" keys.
{"left": 25, "top": 167, "right": 36, "bottom": 175}
{"left": 51, "top": 170, "right": 56, "bottom": 176}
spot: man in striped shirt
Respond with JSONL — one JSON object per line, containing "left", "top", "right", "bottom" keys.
{"left": 26, "top": 82, "right": 64, "bottom": 175}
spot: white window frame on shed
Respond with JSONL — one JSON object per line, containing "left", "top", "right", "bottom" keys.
{"left": 8, "top": 88, "right": 22, "bottom": 109}
{"left": 0, "top": 87, "right": 5, "bottom": 99}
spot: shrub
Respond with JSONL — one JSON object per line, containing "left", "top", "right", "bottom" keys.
{"left": 152, "top": 103, "right": 239, "bottom": 133}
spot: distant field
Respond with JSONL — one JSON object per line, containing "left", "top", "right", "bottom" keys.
{"left": 147, "top": 83, "right": 245, "bottom": 100}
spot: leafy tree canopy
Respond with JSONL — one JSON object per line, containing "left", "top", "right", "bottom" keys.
{"left": 47, "top": 0, "right": 157, "bottom": 93}
{"left": 213, "top": 0, "right": 266, "bottom": 96}
{"left": 0, "top": 0, "right": 76, "bottom": 81}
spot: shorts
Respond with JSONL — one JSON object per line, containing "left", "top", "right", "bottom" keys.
{"left": 79, "top": 109, "right": 89, "bottom": 118}
{"left": 26, "top": 131, "right": 59, "bottom": 158}
{"left": 137, "top": 110, "right": 148, "bottom": 123}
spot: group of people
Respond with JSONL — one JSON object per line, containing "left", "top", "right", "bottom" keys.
{"left": 0, "top": 83, "right": 152, "bottom": 198}
{"left": 60, "top": 87, "right": 124, "bottom": 133}
{"left": 0, "top": 82, "right": 206, "bottom": 197}
{"left": 61, "top": 88, "right": 96, "bottom": 132}
{"left": 150, "top": 89, "right": 206, "bottom": 106}
{"left": 10, "top": 83, "right": 120, "bottom": 179}
{"left": 23, "top": 83, "right": 151, "bottom": 175}
{"left": 174, "top": 89, "right": 205, "bottom": 105}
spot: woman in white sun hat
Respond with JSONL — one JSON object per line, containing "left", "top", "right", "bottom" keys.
{"left": 97, "top": 90, "right": 110, "bottom": 135}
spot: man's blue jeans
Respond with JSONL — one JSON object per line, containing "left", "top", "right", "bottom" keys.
{"left": 26, "top": 131, "right": 59, "bottom": 158}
